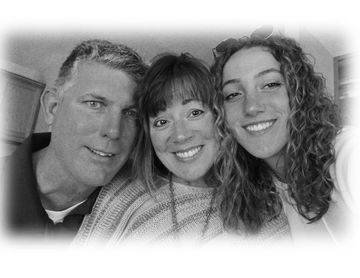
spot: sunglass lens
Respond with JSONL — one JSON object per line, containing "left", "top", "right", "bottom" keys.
{"left": 216, "top": 38, "right": 238, "bottom": 53}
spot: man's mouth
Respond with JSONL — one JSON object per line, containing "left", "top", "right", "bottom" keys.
{"left": 87, "top": 147, "right": 115, "bottom": 157}
{"left": 243, "top": 120, "right": 276, "bottom": 133}
{"left": 174, "top": 146, "right": 203, "bottom": 159}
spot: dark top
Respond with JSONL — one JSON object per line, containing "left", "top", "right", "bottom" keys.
{"left": 3, "top": 133, "right": 100, "bottom": 240}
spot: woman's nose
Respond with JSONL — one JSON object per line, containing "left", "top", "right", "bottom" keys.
{"left": 171, "top": 120, "right": 193, "bottom": 144}
{"left": 243, "top": 93, "right": 265, "bottom": 117}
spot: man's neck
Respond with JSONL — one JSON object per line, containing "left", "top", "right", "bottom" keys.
{"left": 33, "top": 146, "right": 95, "bottom": 211}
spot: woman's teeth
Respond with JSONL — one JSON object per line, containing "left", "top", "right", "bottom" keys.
{"left": 175, "top": 146, "right": 202, "bottom": 159}
{"left": 245, "top": 120, "right": 275, "bottom": 132}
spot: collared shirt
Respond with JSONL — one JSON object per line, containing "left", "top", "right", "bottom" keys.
{"left": 3, "top": 133, "right": 100, "bottom": 240}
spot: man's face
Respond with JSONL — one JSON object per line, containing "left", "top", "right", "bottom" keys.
{"left": 49, "top": 61, "right": 138, "bottom": 187}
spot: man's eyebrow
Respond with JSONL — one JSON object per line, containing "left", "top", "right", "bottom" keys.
{"left": 78, "top": 94, "right": 136, "bottom": 108}
{"left": 78, "top": 93, "right": 107, "bottom": 101}
{"left": 222, "top": 68, "right": 282, "bottom": 89}
{"left": 123, "top": 104, "right": 137, "bottom": 110}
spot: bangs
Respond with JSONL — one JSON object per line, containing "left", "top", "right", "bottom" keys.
{"left": 145, "top": 71, "right": 214, "bottom": 117}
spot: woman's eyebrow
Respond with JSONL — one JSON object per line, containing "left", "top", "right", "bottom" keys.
{"left": 181, "top": 98, "right": 197, "bottom": 105}
{"left": 222, "top": 68, "right": 282, "bottom": 89}
{"left": 222, "top": 78, "right": 240, "bottom": 90}
{"left": 255, "top": 68, "right": 281, "bottom": 78}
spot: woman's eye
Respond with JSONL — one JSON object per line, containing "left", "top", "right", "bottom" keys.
{"left": 189, "top": 109, "right": 204, "bottom": 118}
{"left": 224, "top": 92, "right": 242, "bottom": 101}
{"left": 153, "top": 119, "right": 168, "bottom": 127}
{"left": 263, "top": 82, "right": 282, "bottom": 89}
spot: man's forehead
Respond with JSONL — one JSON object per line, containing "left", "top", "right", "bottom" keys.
{"left": 76, "top": 61, "right": 125, "bottom": 76}
{"left": 64, "top": 61, "right": 136, "bottom": 102}
{"left": 76, "top": 61, "right": 133, "bottom": 82}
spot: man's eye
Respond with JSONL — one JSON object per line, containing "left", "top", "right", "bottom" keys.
{"left": 124, "top": 109, "right": 138, "bottom": 118}
{"left": 85, "top": 101, "right": 103, "bottom": 109}
{"left": 153, "top": 119, "right": 168, "bottom": 127}
{"left": 224, "top": 92, "right": 242, "bottom": 101}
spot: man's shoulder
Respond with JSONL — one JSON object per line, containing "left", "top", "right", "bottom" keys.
{"left": 1, "top": 133, "right": 51, "bottom": 234}
{"left": 1, "top": 133, "right": 50, "bottom": 177}
{"left": 3, "top": 132, "right": 51, "bottom": 160}
{"left": 31, "top": 132, "right": 51, "bottom": 152}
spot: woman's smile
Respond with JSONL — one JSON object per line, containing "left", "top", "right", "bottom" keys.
{"left": 173, "top": 145, "right": 203, "bottom": 161}
{"left": 150, "top": 99, "right": 218, "bottom": 186}
{"left": 242, "top": 119, "right": 276, "bottom": 134}
{"left": 222, "top": 47, "right": 290, "bottom": 167}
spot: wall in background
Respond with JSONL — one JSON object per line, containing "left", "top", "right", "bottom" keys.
{"left": 1, "top": 26, "right": 354, "bottom": 141}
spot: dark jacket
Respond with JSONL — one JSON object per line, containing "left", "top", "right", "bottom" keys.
{"left": 3, "top": 133, "right": 100, "bottom": 239}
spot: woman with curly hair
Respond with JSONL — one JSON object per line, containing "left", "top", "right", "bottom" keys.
{"left": 211, "top": 32, "right": 359, "bottom": 243}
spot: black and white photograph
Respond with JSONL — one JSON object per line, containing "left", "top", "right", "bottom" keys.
{"left": 1, "top": 1, "right": 359, "bottom": 277}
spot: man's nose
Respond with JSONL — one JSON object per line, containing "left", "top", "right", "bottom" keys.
{"left": 171, "top": 120, "right": 193, "bottom": 144}
{"left": 100, "top": 110, "right": 122, "bottom": 140}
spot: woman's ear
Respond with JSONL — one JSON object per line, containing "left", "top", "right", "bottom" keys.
{"left": 40, "top": 87, "right": 61, "bottom": 129}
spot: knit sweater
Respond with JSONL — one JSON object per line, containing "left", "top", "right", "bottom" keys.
{"left": 75, "top": 176, "right": 291, "bottom": 244}
{"left": 75, "top": 175, "right": 148, "bottom": 243}
{"left": 111, "top": 181, "right": 223, "bottom": 243}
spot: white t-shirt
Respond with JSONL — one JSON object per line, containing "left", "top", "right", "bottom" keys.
{"left": 45, "top": 200, "right": 86, "bottom": 224}
{"left": 278, "top": 126, "right": 360, "bottom": 245}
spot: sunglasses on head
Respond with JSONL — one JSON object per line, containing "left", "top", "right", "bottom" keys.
{"left": 212, "top": 25, "right": 274, "bottom": 59}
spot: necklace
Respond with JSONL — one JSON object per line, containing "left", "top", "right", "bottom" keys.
{"left": 271, "top": 168, "right": 287, "bottom": 184}
{"left": 169, "top": 175, "right": 216, "bottom": 240}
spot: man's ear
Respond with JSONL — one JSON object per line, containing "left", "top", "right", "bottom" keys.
{"left": 40, "top": 87, "right": 61, "bottom": 129}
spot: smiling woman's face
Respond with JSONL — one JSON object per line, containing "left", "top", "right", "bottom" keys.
{"left": 222, "top": 46, "right": 290, "bottom": 169}
{"left": 149, "top": 98, "right": 218, "bottom": 187}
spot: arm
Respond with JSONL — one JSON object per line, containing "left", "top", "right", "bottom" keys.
{"left": 331, "top": 126, "right": 360, "bottom": 214}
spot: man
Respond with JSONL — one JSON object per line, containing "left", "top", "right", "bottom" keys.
{"left": 3, "top": 39, "right": 148, "bottom": 239}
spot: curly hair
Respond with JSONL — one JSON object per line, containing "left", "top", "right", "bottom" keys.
{"left": 211, "top": 35, "right": 341, "bottom": 233}
{"left": 132, "top": 53, "right": 225, "bottom": 193}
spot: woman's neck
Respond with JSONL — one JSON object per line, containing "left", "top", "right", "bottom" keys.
{"left": 264, "top": 153, "right": 286, "bottom": 182}
{"left": 171, "top": 175, "right": 208, "bottom": 188}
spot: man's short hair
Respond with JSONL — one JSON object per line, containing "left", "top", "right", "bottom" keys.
{"left": 54, "top": 39, "right": 148, "bottom": 95}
